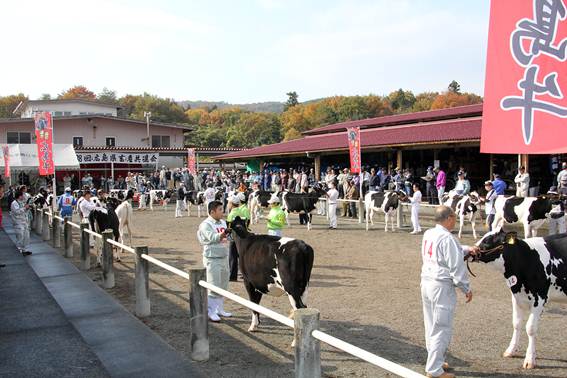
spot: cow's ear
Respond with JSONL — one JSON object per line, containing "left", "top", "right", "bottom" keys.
{"left": 505, "top": 232, "right": 517, "bottom": 245}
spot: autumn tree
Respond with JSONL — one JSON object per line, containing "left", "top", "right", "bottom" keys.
{"left": 448, "top": 80, "right": 461, "bottom": 94}
{"left": 58, "top": 85, "right": 96, "bottom": 100}
{"left": 412, "top": 92, "right": 439, "bottom": 112}
{"left": 0, "top": 93, "right": 28, "bottom": 118}
{"left": 430, "top": 91, "right": 482, "bottom": 110}
{"left": 387, "top": 89, "right": 416, "bottom": 113}
{"left": 118, "top": 93, "right": 187, "bottom": 123}
{"left": 97, "top": 87, "right": 117, "bottom": 104}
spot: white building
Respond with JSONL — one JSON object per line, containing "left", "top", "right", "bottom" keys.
{"left": 19, "top": 99, "right": 120, "bottom": 118}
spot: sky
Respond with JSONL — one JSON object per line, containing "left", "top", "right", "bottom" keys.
{"left": 0, "top": 0, "right": 490, "bottom": 104}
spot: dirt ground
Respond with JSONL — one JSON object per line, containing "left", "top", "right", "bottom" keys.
{"left": 66, "top": 208, "right": 567, "bottom": 378}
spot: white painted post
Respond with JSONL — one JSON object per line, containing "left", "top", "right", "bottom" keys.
{"left": 294, "top": 308, "right": 321, "bottom": 378}
{"left": 101, "top": 230, "right": 115, "bottom": 289}
{"left": 80, "top": 222, "right": 91, "bottom": 270}
{"left": 52, "top": 211, "right": 61, "bottom": 248}
{"left": 397, "top": 204, "right": 403, "bottom": 229}
{"left": 189, "top": 267, "right": 209, "bottom": 362}
{"left": 41, "top": 209, "right": 50, "bottom": 241}
{"left": 135, "top": 246, "right": 151, "bottom": 317}
{"left": 64, "top": 217, "right": 73, "bottom": 257}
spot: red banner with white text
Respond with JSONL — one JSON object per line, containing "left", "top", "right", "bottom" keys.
{"left": 34, "top": 112, "right": 55, "bottom": 175}
{"left": 187, "top": 148, "right": 196, "bottom": 174}
{"left": 2, "top": 145, "right": 9, "bottom": 177}
{"left": 481, "top": 0, "right": 567, "bottom": 154}
{"left": 346, "top": 127, "right": 361, "bottom": 174}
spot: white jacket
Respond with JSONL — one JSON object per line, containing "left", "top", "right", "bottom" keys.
{"left": 514, "top": 173, "right": 530, "bottom": 197}
{"left": 10, "top": 200, "right": 28, "bottom": 227}
{"left": 197, "top": 216, "right": 228, "bottom": 258}
{"left": 421, "top": 224, "right": 471, "bottom": 294}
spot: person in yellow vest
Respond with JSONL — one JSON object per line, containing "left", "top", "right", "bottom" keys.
{"left": 226, "top": 193, "right": 250, "bottom": 281}
{"left": 266, "top": 194, "right": 286, "bottom": 236}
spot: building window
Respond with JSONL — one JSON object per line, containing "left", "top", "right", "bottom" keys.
{"left": 151, "top": 135, "right": 170, "bottom": 148}
{"left": 7, "top": 132, "right": 32, "bottom": 144}
{"left": 53, "top": 111, "right": 63, "bottom": 117}
{"left": 105, "top": 137, "right": 116, "bottom": 147}
{"left": 64, "top": 111, "right": 72, "bottom": 116}
{"left": 73, "top": 136, "right": 84, "bottom": 146}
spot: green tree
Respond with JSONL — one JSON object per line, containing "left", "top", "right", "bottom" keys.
{"left": 448, "top": 80, "right": 461, "bottom": 94}
{"left": 387, "top": 89, "right": 416, "bottom": 113}
{"left": 39, "top": 93, "right": 52, "bottom": 100}
{"left": 226, "top": 113, "right": 281, "bottom": 148}
{"left": 0, "top": 93, "right": 28, "bottom": 118}
{"left": 412, "top": 92, "right": 439, "bottom": 112}
{"left": 284, "top": 91, "right": 299, "bottom": 111}
{"left": 118, "top": 93, "right": 187, "bottom": 123}
{"left": 97, "top": 87, "right": 117, "bottom": 104}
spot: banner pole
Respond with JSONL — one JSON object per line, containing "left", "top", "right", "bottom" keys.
{"left": 51, "top": 113, "right": 57, "bottom": 213}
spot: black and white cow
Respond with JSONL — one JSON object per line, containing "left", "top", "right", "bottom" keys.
{"left": 148, "top": 189, "right": 174, "bottom": 211}
{"left": 248, "top": 190, "right": 274, "bottom": 224}
{"left": 364, "top": 190, "right": 406, "bottom": 231}
{"left": 109, "top": 189, "right": 133, "bottom": 201}
{"left": 492, "top": 195, "right": 552, "bottom": 238}
{"left": 442, "top": 190, "right": 481, "bottom": 239}
{"left": 230, "top": 216, "right": 314, "bottom": 339}
{"left": 474, "top": 230, "right": 567, "bottom": 369}
{"left": 281, "top": 186, "right": 327, "bottom": 230}
{"left": 89, "top": 201, "right": 121, "bottom": 264}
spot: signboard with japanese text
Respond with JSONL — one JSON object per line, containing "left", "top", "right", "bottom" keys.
{"left": 2, "top": 145, "right": 9, "bottom": 177}
{"left": 482, "top": 0, "right": 567, "bottom": 153}
{"left": 76, "top": 152, "right": 159, "bottom": 164}
{"left": 346, "top": 127, "right": 361, "bottom": 174}
{"left": 34, "top": 112, "right": 55, "bottom": 175}
{"left": 187, "top": 148, "right": 196, "bottom": 174}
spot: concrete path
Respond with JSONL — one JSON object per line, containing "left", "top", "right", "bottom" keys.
{"left": 1, "top": 222, "right": 203, "bottom": 378}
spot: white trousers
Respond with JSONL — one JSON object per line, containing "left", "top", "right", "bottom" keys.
{"left": 411, "top": 206, "right": 421, "bottom": 232}
{"left": 421, "top": 280, "right": 456, "bottom": 377}
{"left": 138, "top": 194, "right": 146, "bottom": 209}
{"left": 329, "top": 203, "right": 337, "bottom": 228}
{"left": 14, "top": 224, "right": 30, "bottom": 251}
{"left": 549, "top": 216, "right": 566, "bottom": 235}
{"left": 175, "top": 200, "right": 185, "bottom": 217}
{"left": 203, "top": 256, "right": 229, "bottom": 298}
{"left": 437, "top": 186, "right": 445, "bottom": 204}
{"left": 268, "top": 229, "right": 282, "bottom": 237}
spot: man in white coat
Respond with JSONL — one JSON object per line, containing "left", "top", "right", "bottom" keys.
{"left": 420, "top": 206, "right": 476, "bottom": 378}
{"left": 514, "top": 166, "right": 530, "bottom": 197}
{"left": 327, "top": 182, "right": 339, "bottom": 229}
{"left": 11, "top": 190, "right": 32, "bottom": 256}
{"left": 409, "top": 183, "right": 422, "bottom": 234}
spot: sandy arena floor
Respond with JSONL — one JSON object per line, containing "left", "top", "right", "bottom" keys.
{"left": 66, "top": 207, "right": 567, "bottom": 378}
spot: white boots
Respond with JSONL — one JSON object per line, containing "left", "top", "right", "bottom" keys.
{"left": 207, "top": 297, "right": 232, "bottom": 322}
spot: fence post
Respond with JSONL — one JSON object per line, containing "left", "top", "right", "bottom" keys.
{"left": 31, "top": 208, "right": 38, "bottom": 233}
{"left": 135, "top": 246, "right": 150, "bottom": 317}
{"left": 358, "top": 198, "right": 363, "bottom": 224}
{"left": 64, "top": 217, "right": 73, "bottom": 257}
{"left": 294, "top": 308, "right": 321, "bottom": 378}
{"left": 80, "top": 222, "right": 91, "bottom": 270}
{"left": 189, "top": 267, "right": 209, "bottom": 362}
{"left": 36, "top": 208, "right": 42, "bottom": 235}
{"left": 41, "top": 209, "right": 50, "bottom": 241}
{"left": 101, "top": 230, "right": 115, "bottom": 289}
{"left": 397, "top": 203, "right": 403, "bottom": 229}
{"left": 52, "top": 211, "right": 61, "bottom": 248}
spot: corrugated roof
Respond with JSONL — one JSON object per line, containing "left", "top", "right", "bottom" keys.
{"left": 218, "top": 117, "right": 481, "bottom": 160}
{"left": 302, "top": 103, "right": 483, "bottom": 136}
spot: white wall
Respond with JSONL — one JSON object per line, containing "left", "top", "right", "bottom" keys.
{"left": 21, "top": 102, "right": 118, "bottom": 118}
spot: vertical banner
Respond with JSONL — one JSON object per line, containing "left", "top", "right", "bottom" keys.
{"left": 346, "top": 127, "right": 361, "bottom": 174}
{"left": 482, "top": 0, "right": 567, "bottom": 154}
{"left": 34, "top": 112, "right": 55, "bottom": 175}
{"left": 2, "top": 145, "right": 9, "bottom": 177}
{"left": 187, "top": 148, "right": 196, "bottom": 174}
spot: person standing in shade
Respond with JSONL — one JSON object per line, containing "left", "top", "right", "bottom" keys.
{"left": 514, "top": 166, "right": 530, "bottom": 197}
{"left": 266, "top": 194, "right": 286, "bottom": 236}
{"left": 11, "top": 190, "right": 32, "bottom": 256}
{"left": 434, "top": 167, "right": 446, "bottom": 204}
{"left": 421, "top": 206, "right": 476, "bottom": 378}
{"left": 547, "top": 187, "right": 566, "bottom": 235}
{"left": 226, "top": 193, "right": 250, "bottom": 282}
{"left": 409, "top": 183, "right": 422, "bottom": 234}
{"left": 481, "top": 181, "right": 498, "bottom": 231}
{"left": 327, "top": 181, "right": 339, "bottom": 229}
{"left": 197, "top": 200, "right": 232, "bottom": 322}
{"left": 175, "top": 183, "right": 186, "bottom": 218}
{"left": 492, "top": 173, "right": 507, "bottom": 195}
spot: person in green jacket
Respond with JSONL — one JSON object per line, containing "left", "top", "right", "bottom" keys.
{"left": 226, "top": 193, "right": 250, "bottom": 281}
{"left": 266, "top": 194, "right": 286, "bottom": 237}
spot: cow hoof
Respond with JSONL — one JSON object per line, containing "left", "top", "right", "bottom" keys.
{"left": 248, "top": 326, "right": 257, "bottom": 332}
{"left": 522, "top": 361, "right": 535, "bottom": 369}
{"left": 502, "top": 351, "right": 515, "bottom": 358}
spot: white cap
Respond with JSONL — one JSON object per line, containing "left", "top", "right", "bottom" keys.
{"left": 267, "top": 194, "right": 280, "bottom": 204}
{"left": 237, "top": 192, "right": 246, "bottom": 202}
{"left": 65, "top": 187, "right": 72, "bottom": 192}
{"left": 231, "top": 196, "right": 241, "bottom": 205}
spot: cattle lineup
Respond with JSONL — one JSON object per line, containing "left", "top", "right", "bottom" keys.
{"left": 2, "top": 162, "right": 567, "bottom": 377}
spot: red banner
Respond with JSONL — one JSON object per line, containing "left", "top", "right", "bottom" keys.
{"left": 187, "top": 148, "right": 196, "bottom": 174}
{"left": 2, "top": 145, "right": 9, "bottom": 177}
{"left": 346, "top": 127, "right": 361, "bottom": 174}
{"left": 34, "top": 112, "right": 55, "bottom": 175}
{"left": 482, "top": 0, "right": 567, "bottom": 154}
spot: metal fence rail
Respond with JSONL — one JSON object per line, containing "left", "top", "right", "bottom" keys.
{"left": 37, "top": 207, "right": 425, "bottom": 378}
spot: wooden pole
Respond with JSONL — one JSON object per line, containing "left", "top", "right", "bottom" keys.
{"left": 41, "top": 209, "right": 50, "bottom": 241}
{"left": 294, "top": 308, "right": 321, "bottom": 378}
{"left": 80, "top": 222, "right": 91, "bottom": 270}
{"left": 64, "top": 216, "right": 73, "bottom": 257}
{"left": 135, "top": 246, "right": 151, "bottom": 317}
{"left": 189, "top": 267, "right": 209, "bottom": 362}
{"left": 101, "top": 230, "right": 115, "bottom": 289}
{"left": 52, "top": 210, "right": 61, "bottom": 248}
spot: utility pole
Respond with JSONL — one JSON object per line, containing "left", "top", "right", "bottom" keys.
{"left": 144, "top": 111, "right": 152, "bottom": 147}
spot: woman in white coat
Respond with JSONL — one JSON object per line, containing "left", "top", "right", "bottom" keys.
{"left": 409, "top": 183, "right": 422, "bottom": 234}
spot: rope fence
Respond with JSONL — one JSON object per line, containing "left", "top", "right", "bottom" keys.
{"left": 35, "top": 206, "right": 425, "bottom": 378}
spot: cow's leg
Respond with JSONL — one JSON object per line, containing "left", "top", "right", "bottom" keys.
{"left": 244, "top": 279, "right": 262, "bottom": 332}
{"left": 471, "top": 213, "right": 478, "bottom": 239}
{"left": 523, "top": 304, "right": 543, "bottom": 369}
{"left": 391, "top": 210, "right": 396, "bottom": 232}
{"left": 504, "top": 295, "right": 524, "bottom": 358}
{"left": 370, "top": 208, "right": 375, "bottom": 226}
{"left": 365, "top": 206, "right": 370, "bottom": 231}
{"left": 384, "top": 212, "right": 388, "bottom": 232}
{"left": 458, "top": 214, "right": 465, "bottom": 238}
{"left": 149, "top": 197, "right": 154, "bottom": 211}
{"left": 285, "top": 211, "right": 291, "bottom": 227}
{"left": 115, "top": 235, "right": 122, "bottom": 262}
{"left": 523, "top": 223, "right": 531, "bottom": 239}
{"left": 307, "top": 214, "right": 312, "bottom": 231}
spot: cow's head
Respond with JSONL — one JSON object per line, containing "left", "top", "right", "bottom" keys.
{"left": 229, "top": 216, "right": 249, "bottom": 238}
{"left": 468, "top": 191, "right": 481, "bottom": 204}
{"left": 474, "top": 229, "right": 517, "bottom": 263}
{"left": 125, "top": 189, "right": 134, "bottom": 201}
{"left": 106, "top": 197, "right": 121, "bottom": 210}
